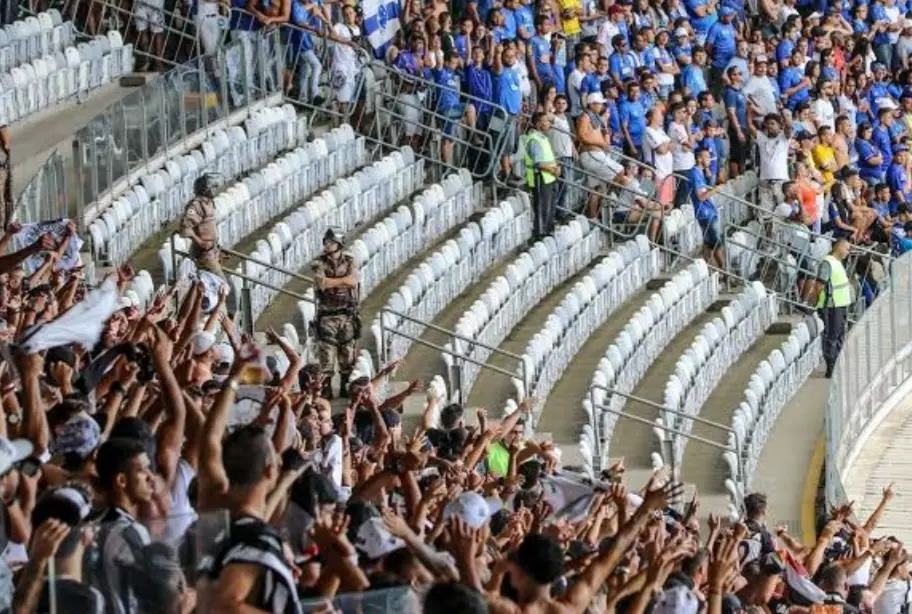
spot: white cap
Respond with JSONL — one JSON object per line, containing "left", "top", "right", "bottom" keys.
{"left": 807, "top": 11, "right": 822, "bottom": 20}
{"left": 775, "top": 202, "right": 795, "bottom": 218}
{"left": 443, "top": 492, "right": 501, "bottom": 529}
{"left": 216, "top": 341, "right": 234, "bottom": 365}
{"left": 192, "top": 331, "right": 217, "bottom": 356}
{"left": 653, "top": 586, "right": 700, "bottom": 614}
{"left": 877, "top": 97, "right": 899, "bottom": 110}
{"left": 355, "top": 518, "right": 405, "bottom": 559}
{"left": 674, "top": 27, "right": 688, "bottom": 37}
{"left": 0, "top": 437, "right": 33, "bottom": 476}
{"left": 587, "top": 92, "right": 607, "bottom": 106}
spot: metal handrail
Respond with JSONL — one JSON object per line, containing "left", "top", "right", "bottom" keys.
{"left": 220, "top": 246, "right": 316, "bottom": 285}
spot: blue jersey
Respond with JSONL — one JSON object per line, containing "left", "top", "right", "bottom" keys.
{"left": 688, "top": 166, "right": 717, "bottom": 221}
{"left": 501, "top": 8, "right": 517, "bottom": 40}
{"left": 514, "top": 5, "right": 534, "bottom": 38}
{"left": 465, "top": 63, "right": 493, "bottom": 115}
{"left": 494, "top": 65, "right": 522, "bottom": 114}
{"left": 723, "top": 85, "right": 748, "bottom": 129}
{"left": 872, "top": 124, "right": 893, "bottom": 173}
{"left": 530, "top": 36, "right": 555, "bottom": 82}
{"left": 775, "top": 39, "right": 794, "bottom": 66}
{"left": 609, "top": 51, "right": 637, "bottom": 83}
{"left": 681, "top": 64, "right": 707, "bottom": 96}
{"left": 619, "top": 97, "right": 646, "bottom": 146}
{"left": 684, "top": 0, "right": 718, "bottom": 37}
{"left": 698, "top": 136, "right": 719, "bottom": 184}
{"left": 778, "top": 66, "right": 809, "bottom": 110}
{"left": 856, "top": 138, "right": 883, "bottom": 182}
{"left": 706, "top": 21, "right": 736, "bottom": 69}
{"left": 433, "top": 67, "right": 461, "bottom": 111}
{"left": 887, "top": 163, "right": 910, "bottom": 213}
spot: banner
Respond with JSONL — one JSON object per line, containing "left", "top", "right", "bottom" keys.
{"left": 15, "top": 219, "right": 84, "bottom": 274}
{"left": 363, "top": 0, "right": 401, "bottom": 59}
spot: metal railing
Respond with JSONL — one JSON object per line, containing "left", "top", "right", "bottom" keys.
{"left": 825, "top": 252, "right": 912, "bottom": 508}
{"left": 12, "top": 148, "right": 68, "bottom": 223}
{"left": 75, "top": 27, "right": 282, "bottom": 228}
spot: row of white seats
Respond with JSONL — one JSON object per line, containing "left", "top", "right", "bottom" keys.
{"left": 241, "top": 150, "right": 424, "bottom": 322}
{"left": 166, "top": 130, "right": 366, "bottom": 289}
{"left": 355, "top": 173, "right": 482, "bottom": 298}
{"left": 512, "top": 236, "right": 660, "bottom": 422}
{"left": 97, "top": 104, "right": 308, "bottom": 268}
{"left": 290, "top": 169, "right": 482, "bottom": 338}
{"left": 716, "top": 170, "right": 759, "bottom": 228}
{"left": 725, "top": 315, "right": 822, "bottom": 503}
{"left": 446, "top": 219, "right": 602, "bottom": 401}
{"left": 0, "top": 31, "right": 133, "bottom": 126}
{"left": 371, "top": 193, "right": 535, "bottom": 391}
{"left": 0, "top": 10, "right": 75, "bottom": 74}
{"left": 659, "top": 282, "right": 779, "bottom": 471}
{"left": 580, "top": 260, "right": 719, "bottom": 476}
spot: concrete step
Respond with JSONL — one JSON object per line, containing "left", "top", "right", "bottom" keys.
{"left": 608, "top": 311, "right": 718, "bottom": 472}
{"left": 538, "top": 288, "right": 654, "bottom": 457}
{"left": 680, "top": 329, "right": 792, "bottom": 518}
{"left": 466, "top": 266, "right": 597, "bottom": 413}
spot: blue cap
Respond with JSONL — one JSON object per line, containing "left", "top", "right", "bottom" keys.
{"left": 893, "top": 144, "right": 909, "bottom": 154}
{"left": 873, "top": 62, "right": 887, "bottom": 71}
{"left": 720, "top": 6, "right": 736, "bottom": 16}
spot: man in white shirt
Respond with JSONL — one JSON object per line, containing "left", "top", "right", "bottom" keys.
{"left": 812, "top": 79, "right": 836, "bottom": 131}
{"left": 753, "top": 113, "right": 791, "bottom": 212}
{"left": 743, "top": 56, "right": 778, "bottom": 128}
{"left": 668, "top": 102, "right": 695, "bottom": 206}
{"left": 331, "top": 4, "right": 362, "bottom": 113}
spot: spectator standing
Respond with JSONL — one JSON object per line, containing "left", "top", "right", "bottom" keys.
{"left": 804, "top": 238, "right": 854, "bottom": 378}
{"left": 689, "top": 147, "right": 726, "bottom": 270}
{"left": 524, "top": 112, "right": 561, "bottom": 240}
{"left": 724, "top": 64, "right": 750, "bottom": 178}
{"left": 669, "top": 102, "right": 696, "bottom": 206}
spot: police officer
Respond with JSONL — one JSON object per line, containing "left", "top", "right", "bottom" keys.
{"left": 180, "top": 173, "right": 223, "bottom": 276}
{"left": 806, "top": 238, "right": 854, "bottom": 379}
{"left": 311, "top": 226, "right": 360, "bottom": 399}
{"left": 523, "top": 112, "right": 561, "bottom": 241}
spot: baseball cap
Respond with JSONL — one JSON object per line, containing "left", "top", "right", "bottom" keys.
{"left": 443, "top": 492, "right": 502, "bottom": 529}
{"left": 49, "top": 414, "right": 101, "bottom": 459}
{"left": 674, "top": 27, "right": 688, "bottom": 37}
{"left": 0, "top": 437, "right": 33, "bottom": 476}
{"left": 878, "top": 97, "right": 899, "bottom": 110}
{"left": 216, "top": 341, "right": 234, "bottom": 366}
{"left": 754, "top": 54, "right": 768, "bottom": 64}
{"left": 806, "top": 11, "right": 822, "bottom": 20}
{"left": 873, "top": 62, "right": 887, "bottom": 72}
{"left": 192, "top": 331, "right": 217, "bottom": 356}
{"left": 355, "top": 518, "right": 405, "bottom": 560}
{"left": 894, "top": 144, "right": 910, "bottom": 154}
{"left": 587, "top": 92, "right": 607, "bottom": 105}
{"left": 653, "top": 586, "right": 700, "bottom": 614}
{"left": 719, "top": 6, "right": 735, "bottom": 16}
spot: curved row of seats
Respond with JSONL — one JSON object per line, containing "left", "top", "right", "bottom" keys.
{"left": 0, "top": 29, "right": 132, "bottom": 126}
{"left": 371, "top": 193, "right": 534, "bottom": 372}
{"left": 580, "top": 260, "right": 719, "bottom": 477}
{"left": 95, "top": 104, "right": 306, "bottom": 268}
{"left": 659, "top": 282, "right": 779, "bottom": 472}
{"left": 446, "top": 219, "right": 602, "bottom": 401}
{"left": 240, "top": 149, "right": 425, "bottom": 322}
{"left": 1, "top": 10, "right": 75, "bottom": 73}
{"left": 725, "top": 315, "right": 822, "bottom": 504}
{"left": 511, "top": 236, "right": 660, "bottom": 421}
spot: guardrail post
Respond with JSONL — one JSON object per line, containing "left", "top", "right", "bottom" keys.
{"left": 241, "top": 277, "right": 254, "bottom": 335}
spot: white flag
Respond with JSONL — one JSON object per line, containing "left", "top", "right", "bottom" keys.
{"left": 20, "top": 276, "right": 121, "bottom": 354}
{"left": 14, "top": 219, "right": 83, "bottom": 274}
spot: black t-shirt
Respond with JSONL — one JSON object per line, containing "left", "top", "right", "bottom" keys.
{"left": 37, "top": 579, "right": 105, "bottom": 614}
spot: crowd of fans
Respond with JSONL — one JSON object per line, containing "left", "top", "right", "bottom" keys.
{"left": 0, "top": 219, "right": 901, "bottom": 614}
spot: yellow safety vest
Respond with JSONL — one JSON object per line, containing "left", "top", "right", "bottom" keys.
{"left": 524, "top": 131, "right": 557, "bottom": 188}
{"left": 817, "top": 254, "right": 852, "bottom": 309}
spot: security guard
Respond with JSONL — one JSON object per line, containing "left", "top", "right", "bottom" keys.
{"left": 180, "top": 173, "right": 223, "bottom": 276}
{"left": 806, "top": 238, "right": 854, "bottom": 379}
{"left": 523, "top": 112, "right": 561, "bottom": 241}
{"left": 311, "top": 226, "right": 360, "bottom": 399}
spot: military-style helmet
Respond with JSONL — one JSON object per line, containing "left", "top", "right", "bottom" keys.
{"left": 323, "top": 226, "right": 345, "bottom": 247}
{"left": 193, "top": 173, "right": 222, "bottom": 199}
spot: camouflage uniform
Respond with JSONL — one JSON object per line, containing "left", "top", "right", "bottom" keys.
{"left": 313, "top": 251, "right": 360, "bottom": 396}
{"left": 179, "top": 195, "right": 222, "bottom": 275}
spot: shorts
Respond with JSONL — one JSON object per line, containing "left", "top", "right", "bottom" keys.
{"left": 332, "top": 69, "right": 358, "bottom": 104}
{"left": 134, "top": 1, "right": 165, "bottom": 34}
{"left": 440, "top": 104, "right": 466, "bottom": 138}
{"left": 580, "top": 150, "right": 623, "bottom": 188}
{"left": 613, "top": 210, "right": 632, "bottom": 223}
{"left": 699, "top": 217, "right": 723, "bottom": 249}
{"left": 727, "top": 126, "right": 750, "bottom": 166}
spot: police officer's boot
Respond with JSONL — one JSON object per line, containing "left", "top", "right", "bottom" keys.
{"left": 321, "top": 376, "right": 334, "bottom": 400}
{"left": 339, "top": 371, "right": 352, "bottom": 398}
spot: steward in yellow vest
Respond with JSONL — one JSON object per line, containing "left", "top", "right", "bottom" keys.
{"left": 523, "top": 112, "right": 561, "bottom": 240}
{"left": 810, "top": 239, "right": 853, "bottom": 379}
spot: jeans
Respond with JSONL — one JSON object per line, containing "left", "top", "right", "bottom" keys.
{"left": 296, "top": 49, "right": 322, "bottom": 102}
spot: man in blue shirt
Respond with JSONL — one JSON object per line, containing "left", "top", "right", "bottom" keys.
{"left": 689, "top": 146, "right": 725, "bottom": 268}
{"left": 493, "top": 43, "right": 523, "bottom": 180}
{"left": 873, "top": 107, "right": 895, "bottom": 175}
{"left": 684, "top": 0, "right": 718, "bottom": 45}
{"left": 609, "top": 34, "right": 639, "bottom": 86}
{"left": 705, "top": 6, "right": 736, "bottom": 93}
{"left": 619, "top": 81, "right": 646, "bottom": 158}
{"left": 672, "top": 28, "right": 693, "bottom": 66}
{"left": 513, "top": 0, "right": 535, "bottom": 40}
{"left": 724, "top": 65, "right": 749, "bottom": 178}
{"left": 778, "top": 50, "right": 811, "bottom": 111}
{"left": 528, "top": 16, "right": 555, "bottom": 91}
{"left": 434, "top": 52, "right": 475, "bottom": 166}
{"left": 681, "top": 45, "right": 708, "bottom": 97}
{"left": 887, "top": 145, "right": 911, "bottom": 216}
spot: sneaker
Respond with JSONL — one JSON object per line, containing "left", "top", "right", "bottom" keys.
{"left": 313, "top": 95, "right": 326, "bottom": 106}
